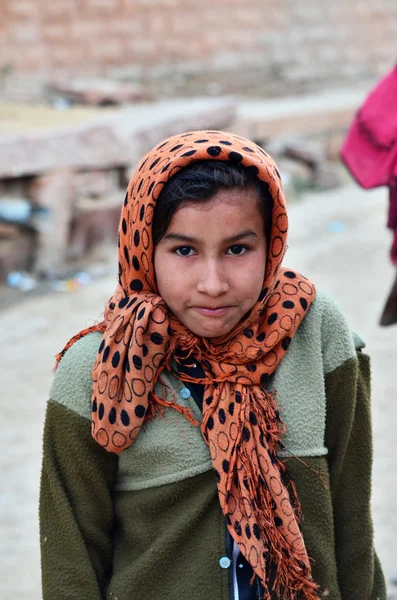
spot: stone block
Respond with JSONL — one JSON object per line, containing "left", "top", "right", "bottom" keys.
{"left": 68, "top": 193, "right": 122, "bottom": 260}
{"left": 0, "top": 123, "right": 131, "bottom": 178}
{"left": 0, "top": 226, "right": 36, "bottom": 282}
{"left": 235, "top": 90, "right": 369, "bottom": 140}
{"left": 28, "top": 170, "right": 75, "bottom": 275}
{"left": 73, "top": 169, "right": 120, "bottom": 199}
{"left": 283, "top": 141, "right": 343, "bottom": 190}
{"left": 47, "top": 77, "right": 146, "bottom": 106}
{"left": 325, "top": 130, "right": 346, "bottom": 162}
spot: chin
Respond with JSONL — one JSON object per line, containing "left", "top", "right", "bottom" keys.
{"left": 189, "top": 323, "right": 234, "bottom": 339}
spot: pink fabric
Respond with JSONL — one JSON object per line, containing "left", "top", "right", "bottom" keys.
{"left": 391, "top": 233, "right": 397, "bottom": 266}
{"left": 389, "top": 180, "right": 397, "bottom": 229}
{"left": 389, "top": 182, "right": 397, "bottom": 266}
{"left": 341, "top": 66, "right": 397, "bottom": 189}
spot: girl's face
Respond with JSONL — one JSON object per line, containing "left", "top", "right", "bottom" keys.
{"left": 154, "top": 187, "right": 267, "bottom": 338}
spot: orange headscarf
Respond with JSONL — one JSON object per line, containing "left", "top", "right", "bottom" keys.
{"left": 57, "top": 131, "right": 318, "bottom": 599}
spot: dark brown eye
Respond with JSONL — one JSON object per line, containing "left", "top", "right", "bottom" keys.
{"left": 176, "top": 246, "right": 194, "bottom": 257}
{"left": 228, "top": 245, "right": 247, "bottom": 255}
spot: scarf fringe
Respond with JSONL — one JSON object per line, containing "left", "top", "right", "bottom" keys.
{"left": 54, "top": 322, "right": 106, "bottom": 370}
{"left": 233, "top": 387, "right": 320, "bottom": 600}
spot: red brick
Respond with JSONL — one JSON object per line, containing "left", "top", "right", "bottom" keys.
{"left": 70, "top": 20, "right": 109, "bottom": 39}
{"left": 108, "top": 19, "right": 142, "bottom": 36}
{"left": 1, "top": 0, "right": 397, "bottom": 104}
{"left": 85, "top": 0, "right": 122, "bottom": 10}
{"left": 87, "top": 39, "right": 125, "bottom": 64}
{"left": 41, "top": 0, "right": 78, "bottom": 18}
{"left": 8, "top": 23, "right": 40, "bottom": 44}
{"left": 43, "top": 23, "right": 70, "bottom": 42}
{"left": 9, "top": 45, "right": 47, "bottom": 70}
{"left": 124, "top": 38, "right": 157, "bottom": 61}
{"left": 6, "top": 0, "right": 40, "bottom": 20}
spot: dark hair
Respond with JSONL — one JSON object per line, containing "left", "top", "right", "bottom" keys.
{"left": 152, "top": 160, "right": 274, "bottom": 245}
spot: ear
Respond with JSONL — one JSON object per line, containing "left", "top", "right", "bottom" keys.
{"left": 379, "top": 270, "right": 397, "bottom": 326}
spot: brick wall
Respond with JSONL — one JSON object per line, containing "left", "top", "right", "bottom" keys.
{"left": 1, "top": 0, "right": 396, "bottom": 99}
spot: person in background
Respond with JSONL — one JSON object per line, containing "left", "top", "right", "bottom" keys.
{"left": 341, "top": 64, "right": 397, "bottom": 326}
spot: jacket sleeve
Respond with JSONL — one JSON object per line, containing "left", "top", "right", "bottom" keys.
{"left": 39, "top": 338, "right": 118, "bottom": 599}
{"left": 324, "top": 349, "right": 386, "bottom": 600}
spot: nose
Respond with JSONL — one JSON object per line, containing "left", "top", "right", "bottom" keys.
{"left": 196, "top": 260, "right": 229, "bottom": 297}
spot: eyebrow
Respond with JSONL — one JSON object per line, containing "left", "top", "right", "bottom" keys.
{"left": 162, "top": 230, "right": 259, "bottom": 244}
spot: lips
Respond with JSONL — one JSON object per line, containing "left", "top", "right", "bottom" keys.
{"left": 193, "top": 306, "right": 233, "bottom": 317}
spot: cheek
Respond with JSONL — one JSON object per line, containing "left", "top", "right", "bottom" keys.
{"left": 153, "top": 251, "right": 166, "bottom": 296}
{"left": 154, "top": 253, "right": 169, "bottom": 298}
{"left": 237, "top": 254, "right": 266, "bottom": 299}
{"left": 154, "top": 252, "right": 184, "bottom": 304}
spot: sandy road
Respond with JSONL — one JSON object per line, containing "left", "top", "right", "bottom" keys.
{"left": 1, "top": 183, "right": 395, "bottom": 598}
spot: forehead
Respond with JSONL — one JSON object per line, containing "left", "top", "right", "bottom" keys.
{"left": 168, "top": 187, "right": 265, "bottom": 231}
{"left": 176, "top": 186, "right": 261, "bottom": 215}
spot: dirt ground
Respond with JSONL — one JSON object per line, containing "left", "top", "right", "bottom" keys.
{"left": 1, "top": 182, "right": 396, "bottom": 598}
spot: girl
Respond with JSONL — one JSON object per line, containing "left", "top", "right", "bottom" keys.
{"left": 40, "top": 130, "right": 386, "bottom": 600}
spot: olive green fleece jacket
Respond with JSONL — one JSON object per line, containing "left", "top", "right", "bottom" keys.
{"left": 40, "top": 290, "right": 386, "bottom": 600}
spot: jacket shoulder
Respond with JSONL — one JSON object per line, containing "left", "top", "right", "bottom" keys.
{"left": 303, "top": 289, "right": 361, "bottom": 373}
{"left": 49, "top": 331, "right": 103, "bottom": 420}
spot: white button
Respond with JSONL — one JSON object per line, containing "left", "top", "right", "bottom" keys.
{"left": 219, "top": 556, "right": 231, "bottom": 569}
{"left": 180, "top": 387, "right": 191, "bottom": 400}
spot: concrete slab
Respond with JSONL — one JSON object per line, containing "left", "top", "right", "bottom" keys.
{"left": 234, "top": 87, "right": 372, "bottom": 139}
{"left": 0, "top": 98, "right": 236, "bottom": 177}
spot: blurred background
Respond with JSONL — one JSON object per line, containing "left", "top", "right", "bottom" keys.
{"left": 0, "top": 1, "right": 396, "bottom": 598}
